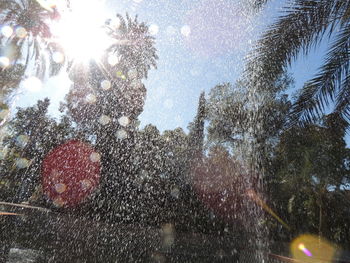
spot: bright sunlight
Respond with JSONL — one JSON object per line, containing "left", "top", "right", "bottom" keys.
{"left": 50, "top": 0, "right": 113, "bottom": 62}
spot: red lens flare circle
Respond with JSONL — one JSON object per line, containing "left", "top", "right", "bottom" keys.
{"left": 42, "top": 140, "right": 101, "bottom": 208}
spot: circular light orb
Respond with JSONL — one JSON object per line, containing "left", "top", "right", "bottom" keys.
{"left": 170, "top": 187, "right": 180, "bottom": 198}
{"left": 180, "top": 25, "right": 191, "bottom": 37}
{"left": 98, "top": 114, "right": 110, "bottom": 125}
{"left": 52, "top": 51, "right": 64, "bottom": 63}
{"left": 0, "top": 107, "right": 10, "bottom": 121}
{"left": 116, "top": 71, "right": 126, "bottom": 80}
{"left": 118, "top": 116, "right": 129, "bottom": 127}
{"left": 101, "top": 80, "right": 111, "bottom": 90}
{"left": 107, "top": 54, "right": 119, "bottom": 66}
{"left": 15, "top": 158, "right": 30, "bottom": 168}
{"left": 42, "top": 140, "right": 101, "bottom": 208}
{"left": 89, "top": 152, "right": 101, "bottom": 162}
{"left": 85, "top": 93, "right": 97, "bottom": 104}
{"left": 54, "top": 183, "right": 67, "bottom": 194}
{"left": 16, "top": 135, "right": 29, "bottom": 148}
{"left": 15, "top": 27, "right": 27, "bottom": 38}
{"left": 80, "top": 179, "right": 92, "bottom": 191}
{"left": 23, "top": 77, "right": 42, "bottom": 93}
{"left": 1, "top": 25, "right": 13, "bottom": 38}
{"left": 116, "top": 129, "right": 128, "bottom": 140}
{"left": 53, "top": 196, "right": 65, "bottom": 207}
{"left": 0, "top": 56, "right": 10, "bottom": 68}
{"left": 149, "top": 24, "right": 159, "bottom": 35}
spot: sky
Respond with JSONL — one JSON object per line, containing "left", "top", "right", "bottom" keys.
{"left": 14, "top": 0, "right": 338, "bottom": 137}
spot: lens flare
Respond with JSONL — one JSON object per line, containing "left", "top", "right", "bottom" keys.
{"left": 0, "top": 56, "right": 10, "bottom": 68}
{"left": 180, "top": 25, "right": 191, "bottom": 37}
{"left": 149, "top": 24, "right": 159, "bottom": 35}
{"left": 291, "top": 235, "right": 336, "bottom": 263}
{"left": 22, "top": 77, "right": 42, "bottom": 93}
{"left": 118, "top": 116, "right": 129, "bottom": 127}
{"left": 1, "top": 25, "right": 13, "bottom": 38}
{"left": 116, "top": 129, "right": 127, "bottom": 140}
{"left": 15, "top": 27, "right": 27, "bottom": 38}
{"left": 298, "top": 243, "right": 312, "bottom": 257}
{"left": 51, "top": 0, "right": 112, "bottom": 62}
{"left": 101, "top": 80, "right": 111, "bottom": 90}
{"left": 247, "top": 189, "right": 290, "bottom": 230}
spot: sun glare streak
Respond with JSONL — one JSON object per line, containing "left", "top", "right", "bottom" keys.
{"left": 51, "top": 0, "right": 112, "bottom": 62}
{"left": 247, "top": 189, "right": 291, "bottom": 231}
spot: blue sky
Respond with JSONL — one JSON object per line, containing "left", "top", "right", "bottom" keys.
{"left": 16, "top": 0, "right": 342, "bottom": 139}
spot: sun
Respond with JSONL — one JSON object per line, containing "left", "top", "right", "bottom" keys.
{"left": 50, "top": 0, "right": 113, "bottom": 62}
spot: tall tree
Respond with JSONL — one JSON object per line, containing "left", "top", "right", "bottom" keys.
{"left": 188, "top": 91, "right": 206, "bottom": 161}
{"left": 0, "top": 99, "right": 74, "bottom": 202}
{"left": 267, "top": 113, "right": 350, "bottom": 240}
{"left": 207, "top": 75, "right": 292, "bottom": 162}
{"left": 63, "top": 14, "right": 158, "bottom": 219}
{"left": 0, "top": 0, "right": 65, "bottom": 78}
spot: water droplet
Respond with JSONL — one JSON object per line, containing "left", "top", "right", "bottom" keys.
{"left": 101, "top": 80, "right": 111, "bottom": 90}
{"left": 54, "top": 183, "right": 67, "bottom": 194}
{"left": 89, "top": 152, "right": 101, "bottom": 162}
{"left": 52, "top": 51, "right": 64, "bottom": 63}
{"left": 22, "top": 77, "right": 42, "bottom": 93}
{"left": 98, "top": 114, "right": 111, "bottom": 125}
{"left": 116, "top": 129, "right": 127, "bottom": 140}
{"left": 108, "top": 54, "right": 119, "bottom": 66}
{"left": 80, "top": 179, "right": 92, "bottom": 190}
{"left": 149, "top": 24, "right": 159, "bottom": 35}
{"left": 162, "top": 223, "right": 174, "bottom": 235}
{"left": 181, "top": 25, "right": 191, "bottom": 37}
{"left": 53, "top": 196, "right": 65, "bottom": 207}
{"left": 116, "top": 71, "right": 126, "bottom": 80}
{"left": 0, "top": 56, "right": 10, "bottom": 69}
{"left": 15, "top": 27, "right": 27, "bottom": 38}
{"left": 15, "top": 158, "right": 30, "bottom": 168}
{"left": 85, "top": 93, "right": 97, "bottom": 104}
{"left": 1, "top": 25, "right": 13, "bottom": 38}
{"left": 16, "top": 135, "right": 29, "bottom": 148}
{"left": 170, "top": 187, "right": 180, "bottom": 198}
{"left": 0, "top": 149, "right": 7, "bottom": 160}
{"left": 118, "top": 116, "right": 129, "bottom": 127}
{"left": 51, "top": 169, "right": 61, "bottom": 180}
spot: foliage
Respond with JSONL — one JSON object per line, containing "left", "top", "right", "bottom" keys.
{"left": 206, "top": 75, "right": 292, "bottom": 160}
{"left": 246, "top": 0, "right": 350, "bottom": 127}
{"left": 0, "top": 0, "right": 66, "bottom": 78}
{"left": 267, "top": 114, "right": 350, "bottom": 242}
{"left": 0, "top": 99, "right": 74, "bottom": 202}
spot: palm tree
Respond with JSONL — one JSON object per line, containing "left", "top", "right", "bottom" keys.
{"left": 105, "top": 14, "right": 158, "bottom": 80}
{"left": 245, "top": 0, "right": 350, "bottom": 126}
{"left": 65, "top": 13, "right": 158, "bottom": 127}
{"left": 0, "top": 0, "right": 64, "bottom": 78}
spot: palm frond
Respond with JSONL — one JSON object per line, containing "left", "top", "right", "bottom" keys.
{"left": 0, "top": 0, "right": 67, "bottom": 78}
{"left": 106, "top": 13, "right": 158, "bottom": 79}
{"left": 334, "top": 75, "right": 350, "bottom": 121}
{"left": 290, "top": 22, "right": 350, "bottom": 125}
{"left": 245, "top": 0, "right": 349, "bottom": 91}
{"left": 248, "top": 0, "right": 269, "bottom": 10}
